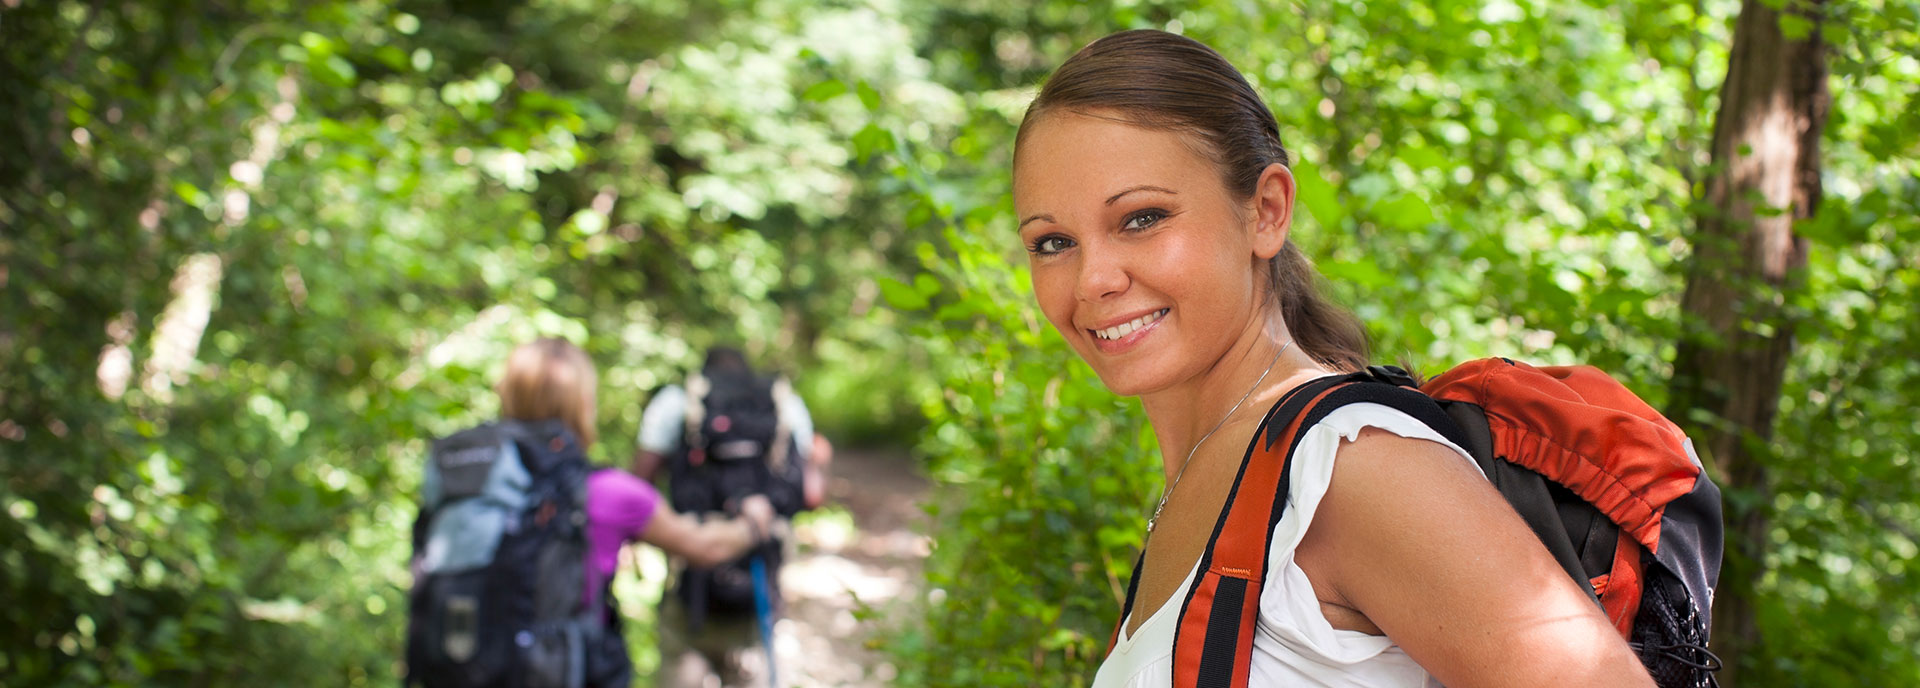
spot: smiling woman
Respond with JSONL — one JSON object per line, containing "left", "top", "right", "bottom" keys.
{"left": 1015, "top": 108, "right": 1292, "bottom": 397}
{"left": 1011, "top": 30, "right": 1653, "bottom": 688}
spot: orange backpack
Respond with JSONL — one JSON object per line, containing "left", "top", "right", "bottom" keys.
{"left": 1108, "top": 359, "right": 1724, "bottom": 687}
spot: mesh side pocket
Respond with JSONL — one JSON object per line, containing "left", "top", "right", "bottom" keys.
{"left": 1630, "top": 562, "right": 1721, "bottom": 688}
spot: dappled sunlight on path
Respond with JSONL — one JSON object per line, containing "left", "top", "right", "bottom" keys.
{"left": 775, "top": 448, "right": 930, "bottom": 687}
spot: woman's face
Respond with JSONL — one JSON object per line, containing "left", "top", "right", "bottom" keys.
{"left": 1013, "top": 110, "right": 1281, "bottom": 397}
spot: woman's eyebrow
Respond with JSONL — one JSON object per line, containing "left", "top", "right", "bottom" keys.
{"left": 1018, "top": 213, "right": 1055, "bottom": 230}
{"left": 1107, "top": 185, "right": 1178, "bottom": 205}
{"left": 1020, "top": 186, "right": 1177, "bottom": 230}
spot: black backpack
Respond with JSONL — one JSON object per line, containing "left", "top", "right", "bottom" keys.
{"left": 664, "top": 371, "right": 808, "bottom": 629}
{"left": 405, "top": 419, "right": 629, "bottom": 688}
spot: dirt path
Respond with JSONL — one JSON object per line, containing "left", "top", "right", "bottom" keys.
{"left": 774, "top": 447, "right": 929, "bottom": 687}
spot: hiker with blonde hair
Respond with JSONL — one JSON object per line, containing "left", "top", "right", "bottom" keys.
{"left": 405, "top": 338, "right": 774, "bottom": 688}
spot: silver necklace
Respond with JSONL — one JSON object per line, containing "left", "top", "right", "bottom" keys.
{"left": 1147, "top": 339, "right": 1292, "bottom": 536}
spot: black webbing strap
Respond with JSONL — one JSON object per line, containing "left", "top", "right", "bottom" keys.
{"left": 1118, "top": 552, "right": 1145, "bottom": 629}
{"left": 1195, "top": 577, "right": 1249, "bottom": 687}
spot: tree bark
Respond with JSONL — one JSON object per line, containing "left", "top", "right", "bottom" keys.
{"left": 1667, "top": 0, "right": 1829, "bottom": 682}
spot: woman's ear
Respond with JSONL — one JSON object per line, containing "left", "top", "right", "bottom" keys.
{"left": 1249, "top": 163, "right": 1296, "bottom": 261}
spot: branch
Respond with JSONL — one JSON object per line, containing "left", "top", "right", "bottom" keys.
{"left": 213, "top": 23, "right": 273, "bottom": 88}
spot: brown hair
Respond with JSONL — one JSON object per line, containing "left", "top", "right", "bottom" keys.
{"left": 1016, "top": 29, "right": 1369, "bottom": 371}
{"left": 497, "top": 337, "right": 598, "bottom": 447}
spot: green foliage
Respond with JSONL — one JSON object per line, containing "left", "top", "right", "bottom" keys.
{"left": 896, "top": 210, "right": 1163, "bottom": 685}
{"left": 1, "top": 0, "right": 927, "bottom": 683}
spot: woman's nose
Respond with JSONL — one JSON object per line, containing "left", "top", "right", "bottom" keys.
{"left": 1075, "top": 244, "right": 1129, "bottom": 302}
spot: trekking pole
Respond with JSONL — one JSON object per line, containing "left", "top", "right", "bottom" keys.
{"left": 750, "top": 554, "right": 778, "bottom": 688}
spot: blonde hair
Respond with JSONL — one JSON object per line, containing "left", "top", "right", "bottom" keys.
{"left": 497, "top": 337, "right": 598, "bottom": 447}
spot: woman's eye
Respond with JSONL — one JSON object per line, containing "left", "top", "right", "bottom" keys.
{"left": 1122, "top": 210, "right": 1167, "bottom": 232}
{"left": 1028, "top": 235, "right": 1075, "bottom": 256}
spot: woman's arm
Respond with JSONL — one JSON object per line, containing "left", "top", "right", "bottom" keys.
{"left": 1300, "top": 427, "right": 1652, "bottom": 688}
{"left": 639, "top": 495, "right": 775, "bottom": 568}
{"left": 803, "top": 434, "right": 833, "bottom": 509}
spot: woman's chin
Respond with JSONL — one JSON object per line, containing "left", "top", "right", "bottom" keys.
{"left": 1065, "top": 335, "right": 1179, "bottom": 397}
{"left": 1089, "top": 367, "right": 1172, "bottom": 398}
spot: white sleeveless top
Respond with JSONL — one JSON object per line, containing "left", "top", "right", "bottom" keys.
{"left": 1093, "top": 403, "right": 1483, "bottom": 688}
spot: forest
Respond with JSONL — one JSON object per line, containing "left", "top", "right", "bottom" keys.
{"left": 3, "top": 0, "right": 1917, "bottom": 685}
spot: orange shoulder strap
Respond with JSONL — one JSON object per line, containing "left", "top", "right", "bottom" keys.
{"left": 1104, "top": 375, "right": 1347, "bottom": 669}
{"left": 1178, "top": 375, "right": 1345, "bottom": 687}
{"left": 1104, "top": 373, "right": 1470, "bottom": 686}
{"left": 1100, "top": 375, "right": 1398, "bottom": 684}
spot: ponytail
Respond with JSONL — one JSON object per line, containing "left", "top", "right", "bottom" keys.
{"left": 1269, "top": 241, "right": 1368, "bottom": 372}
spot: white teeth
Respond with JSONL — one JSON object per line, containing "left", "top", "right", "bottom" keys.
{"left": 1094, "top": 309, "right": 1167, "bottom": 340}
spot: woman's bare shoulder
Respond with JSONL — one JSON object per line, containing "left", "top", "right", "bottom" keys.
{"left": 1303, "top": 425, "right": 1650, "bottom": 687}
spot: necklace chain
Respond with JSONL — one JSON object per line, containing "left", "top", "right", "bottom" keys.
{"left": 1146, "top": 339, "right": 1292, "bottom": 536}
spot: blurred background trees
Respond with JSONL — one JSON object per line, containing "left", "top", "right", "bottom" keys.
{"left": 2, "top": 0, "right": 1915, "bottom": 685}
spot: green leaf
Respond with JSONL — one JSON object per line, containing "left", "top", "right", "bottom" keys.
{"left": 172, "top": 182, "right": 209, "bottom": 208}
{"left": 1820, "top": 23, "right": 1847, "bottom": 45}
{"left": 1373, "top": 193, "right": 1435, "bottom": 229}
{"left": 1779, "top": 13, "right": 1814, "bottom": 40}
{"left": 802, "top": 79, "right": 848, "bottom": 102}
{"left": 879, "top": 276, "right": 929, "bottom": 311}
{"left": 913, "top": 272, "right": 942, "bottom": 297}
{"left": 313, "top": 54, "right": 358, "bottom": 87}
{"left": 298, "top": 31, "right": 334, "bottom": 56}
{"left": 1293, "top": 162, "right": 1346, "bottom": 230}
{"left": 1319, "top": 258, "right": 1392, "bottom": 288}
{"left": 934, "top": 301, "right": 977, "bottom": 322}
{"left": 1400, "top": 145, "right": 1447, "bottom": 171}
{"left": 374, "top": 46, "right": 408, "bottom": 70}
{"left": 856, "top": 80, "right": 882, "bottom": 111}
{"left": 852, "top": 123, "right": 893, "bottom": 163}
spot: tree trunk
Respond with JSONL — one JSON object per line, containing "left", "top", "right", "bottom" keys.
{"left": 1667, "top": 0, "right": 1829, "bottom": 682}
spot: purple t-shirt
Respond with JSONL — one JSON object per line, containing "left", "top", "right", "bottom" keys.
{"left": 584, "top": 468, "right": 660, "bottom": 606}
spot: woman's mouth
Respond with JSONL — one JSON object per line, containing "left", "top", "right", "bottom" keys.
{"left": 1088, "top": 308, "right": 1169, "bottom": 352}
